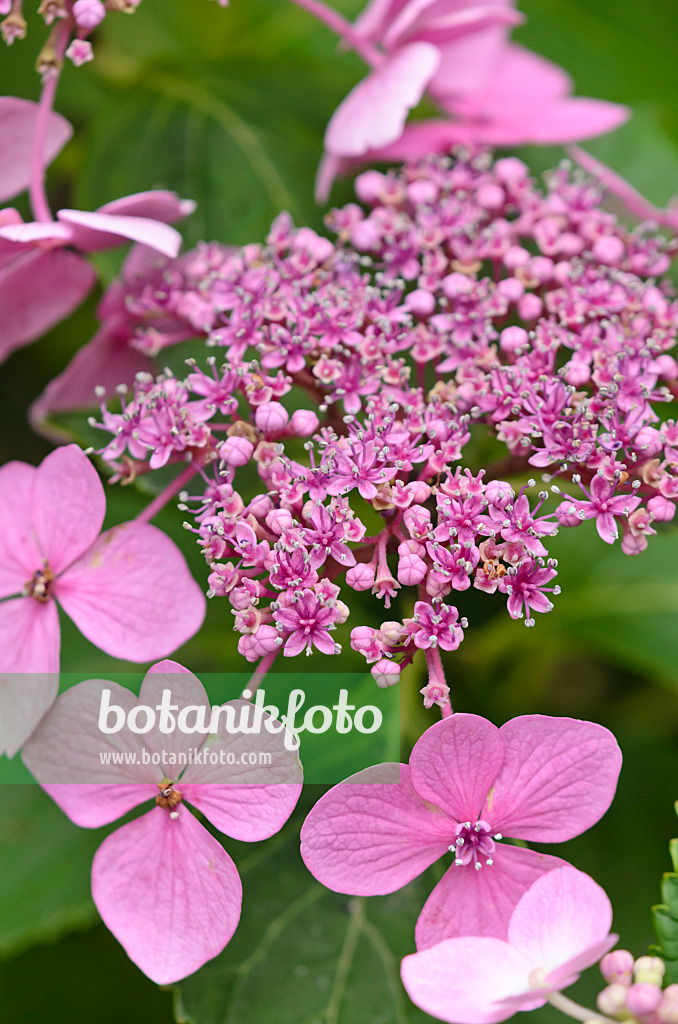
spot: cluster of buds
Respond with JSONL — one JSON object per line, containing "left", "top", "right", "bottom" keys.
{"left": 91, "top": 148, "right": 678, "bottom": 704}
{"left": 598, "top": 953, "right": 678, "bottom": 1024}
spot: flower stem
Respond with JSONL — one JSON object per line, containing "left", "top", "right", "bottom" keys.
{"left": 547, "top": 991, "right": 617, "bottom": 1024}
{"left": 30, "top": 22, "right": 70, "bottom": 223}
{"left": 135, "top": 463, "right": 199, "bottom": 525}
{"left": 288, "top": 0, "right": 382, "bottom": 66}
{"left": 242, "top": 650, "right": 279, "bottom": 698}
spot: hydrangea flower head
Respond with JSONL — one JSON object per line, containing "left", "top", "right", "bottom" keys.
{"left": 300, "top": 713, "right": 621, "bottom": 948}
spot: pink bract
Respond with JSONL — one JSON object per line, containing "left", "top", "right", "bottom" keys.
{"left": 0, "top": 444, "right": 206, "bottom": 756}
{"left": 300, "top": 713, "right": 621, "bottom": 948}
{"left": 401, "top": 865, "right": 617, "bottom": 1023}
{"left": 22, "top": 661, "right": 303, "bottom": 983}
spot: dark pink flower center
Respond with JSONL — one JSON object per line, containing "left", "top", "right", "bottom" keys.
{"left": 449, "top": 819, "right": 502, "bottom": 870}
{"left": 25, "top": 565, "right": 55, "bottom": 603}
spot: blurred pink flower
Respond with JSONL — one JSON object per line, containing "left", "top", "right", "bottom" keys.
{"left": 316, "top": 0, "right": 629, "bottom": 199}
{"left": 0, "top": 445, "right": 206, "bottom": 755}
{"left": 0, "top": 190, "right": 195, "bottom": 362}
{"left": 401, "top": 866, "right": 617, "bottom": 1024}
{"left": 301, "top": 713, "right": 621, "bottom": 948}
{"left": 22, "top": 661, "right": 302, "bottom": 983}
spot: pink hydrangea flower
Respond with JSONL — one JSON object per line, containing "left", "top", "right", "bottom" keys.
{"left": 0, "top": 445, "right": 205, "bottom": 756}
{"left": 401, "top": 866, "right": 617, "bottom": 1023}
{"left": 0, "top": 189, "right": 194, "bottom": 362}
{"left": 22, "top": 661, "right": 303, "bottom": 983}
{"left": 0, "top": 96, "right": 71, "bottom": 204}
{"left": 301, "top": 714, "right": 621, "bottom": 948}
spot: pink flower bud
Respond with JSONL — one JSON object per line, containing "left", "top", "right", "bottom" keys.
{"left": 350, "top": 625, "right": 377, "bottom": 652}
{"left": 517, "top": 293, "right": 543, "bottom": 320}
{"left": 405, "top": 481, "right": 431, "bottom": 504}
{"left": 397, "top": 551, "right": 427, "bottom": 586}
{"left": 601, "top": 950, "right": 634, "bottom": 986}
{"left": 355, "top": 170, "right": 387, "bottom": 204}
{"left": 219, "top": 436, "right": 254, "bottom": 467}
{"left": 379, "top": 621, "right": 405, "bottom": 646}
{"left": 404, "top": 289, "right": 436, "bottom": 317}
{"left": 346, "top": 563, "right": 376, "bottom": 591}
{"left": 406, "top": 179, "right": 438, "bottom": 205}
{"left": 371, "top": 658, "right": 401, "bottom": 688}
{"left": 485, "top": 480, "right": 514, "bottom": 508}
{"left": 497, "top": 277, "right": 524, "bottom": 303}
{"left": 634, "top": 957, "right": 666, "bottom": 986}
{"left": 597, "top": 984, "right": 628, "bottom": 1016}
{"left": 290, "top": 409, "right": 319, "bottom": 436}
{"left": 73, "top": 0, "right": 105, "bottom": 31}
{"left": 493, "top": 157, "right": 528, "bottom": 183}
{"left": 476, "top": 183, "right": 505, "bottom": 210}
{"left": 499, "top": 326, "right": 528, "bottom": 354}
{"left": 266, "top": 508, "right": 294, "bottom": 535}
{"left": 503, "top": 245, "right": 530, "bottom": 271}
{"left": 65, "top": 38, "right": 93, "bottom": 65}
{"left": 255, "top": 401, "right": 289, "bottom": 435}
{"left": 648, "top": 495, "right": 676, "bottom": 521}
{"left": 592, "top": 234, "right": 625, "bottom": 266}
{"left": 658, "top": 985, "right": 678, "bottom": 1024}
{"left": 625, "top": 983, "right": 663, "bottom": 1017}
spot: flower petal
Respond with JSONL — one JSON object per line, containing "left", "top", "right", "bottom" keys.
{"left": 415, "top": 845, "right": 567, "bottom": 949}
{"left": 0, "top": 248, "right": 96, "bottom": 362}
{"left": 0, "top": 672, "right": 58, "bottom": 758}
{"left": 92, "top": 805, "right": 242, "bottom": 984}
{"left": 138, "top": 660, "right": 212, "bottom": 764}
{"left": 55, "top": 522, "right": 206, "bottom": 662}
{"left": 325, "top": 42, "right": 440, "bottom": 157}
{"left": 401, "top": 936, "right": 537, "bottom": 1024}
{"left": 486, "top": 716, "right": 622, "bottom": 842}
{"left": 300, "top": 763, "right": 452, "bottom": 895}
{"left": 409, "top": 714, "right": 505, "bottom": 823}
{"left": 0, "top": 460, "right": 41, "bottom": 596}
{"left": 0, "top": 97, "right": 72, "bottom": 202}
{"left": 97, "top": 190, "right": 196, "bottom": 223}
{"left": 57, "top": 209, "right": 183, "bottom": 257}
{"left": 0, "top": 596, "right": 60, "bottom": 673}
{"left": 33, "top": 445, "right": 106, "bottom": 576}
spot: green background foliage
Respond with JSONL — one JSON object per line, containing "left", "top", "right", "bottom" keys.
{"left": 1, "top": 0, "right": 678, "bottom": 1021}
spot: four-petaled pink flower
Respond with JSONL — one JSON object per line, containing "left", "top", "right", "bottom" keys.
{"left": 274, "top": 587, "right": 341, "bottom": 656}
{"left": 401, "top": 865, "right": 617, "bottom": 1023}
{"left": 22, "top": 661, "right": 302, "bottom": 984}
{"left": 0, "top": 445, "right": 205, "bottom": 756}
{"left": 301, "top": 713, "right": 621, "bottom": 949}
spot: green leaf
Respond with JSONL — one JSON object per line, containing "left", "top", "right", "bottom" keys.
{"left": 0, "top": 787, "right": 101, "bottom": 958}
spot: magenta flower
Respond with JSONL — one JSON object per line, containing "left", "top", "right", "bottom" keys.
{"left": 556, "top": 474, "right": 642, "bottom": 544}
{"left": 0, "top": 445, "right": 205, "bottom": 755}
{"left": 301, "top": 714, "right": 621, "bottom": 949}
{"left": 22, "top": 661, "right": 302, "bottom": 983}
{"left": 401, "top": 866, "right": 617, "bottom": 1024}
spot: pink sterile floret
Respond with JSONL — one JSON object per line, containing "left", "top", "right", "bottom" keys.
{"left": 300, "top": 713, "right": 621, "bottom": 949}
{"left": 0, "top": 445, "right": 205, "bottom": 757}
{"left": 22, "top": 660, "right": 303, "bottom": 984}
{"left": 401, "top": 865, "right": 617, "bottom": 1023}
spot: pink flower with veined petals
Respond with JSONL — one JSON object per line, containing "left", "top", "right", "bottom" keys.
{"left": 0, "top": 445, "right": 205, "bottom": 756}
{"left": 301, "top": 713, "right": 621, "bottom": 949}
{"left": 22, "top": 661, "right": 302, "bottom": 984}
{"left": 273, "top": 587, "right": 341, "bottom": 656}
{"left": 401, "top": 866, "right": 617, "bottom": 1024}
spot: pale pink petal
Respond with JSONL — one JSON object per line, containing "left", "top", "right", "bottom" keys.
{"left": 401, "top": 936, "right": 538, "bottom": 1024}
{"left": 138, "top": 660, "right": 212, "bottom": 764}
{"left": 0, "top": 221, "right": 73, "bottom": 244}
{"left": 353, "top": 0, "right": 403, "bottom": 41}
{"left": 30, "top": 321, "right": 155, "bottom": 428}
{"left": 325, "top": 43, "right": 441, "bottom": 157}
{"left": 486, "top": 716, "right": 622, "bottom": 842}
{"left": 92, "top": 805, "right": 242, "bottom": 984}
{"left": 0, "top": 596, "right": 60, "bottom": 673}
{"left": 57, "top": 209, "right": 183, "bottom": 257}
{"left": 21, "top": 679, "right": 155, "bottom": 798}
{"left": 97, "top": 190, "right": 196, "bottom": 223}
{"left": 397, "top": 5, "right": 522, "bottom": 48}
{"left": 487, "top": 99, "right": 630, "bottom": 146}
{"left": 179, "top": 699, "right": 302, "bottom": 840}
{"left": 508, "top": 866, "right": 614, "bottom": 976}
{"left": 409, "top": 714, "right": 505, "bottom": 823}
{"left": 55, "top": 522, "right": 206, "bottom": 662}
{"left": 33, "top": 445, "right": 106, "bottom": 575}
{"left": 0, "top": 248, "right": 96, "bottom": 362}
{"left": 415, "top": 845, "right": 566, "bottom": 949}
{"left": 426, "top": 6, "right": 514, "bottom": 100}
{"left": 0, "top": 672, "right": 58, "bottom": 757}
{"left": 300, "top": 763, "right": 452, "bottom": 895}
{"left": 0, "top": 97, "right": 72, "bottom": 202}
{"left": 315, "top": 151, "right": 352, "bottom": 203}
{"left": 453, "top": 44, "right": 571, "bottom": 115}
{"left": 0, "top": 461, "right": 41, "bottom": 596}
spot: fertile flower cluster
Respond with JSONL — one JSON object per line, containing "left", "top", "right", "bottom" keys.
{"left": 598, "top": 953, "right": 678, "bottom": 1024}
{"left": 89, "top": 149, "right": 678, "bottom": 705}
